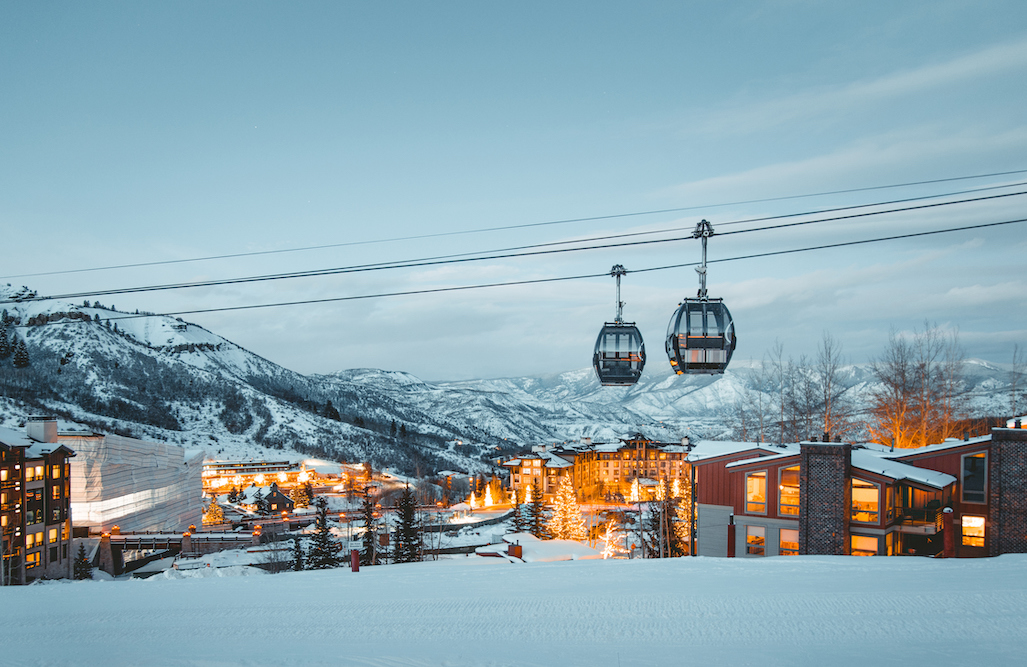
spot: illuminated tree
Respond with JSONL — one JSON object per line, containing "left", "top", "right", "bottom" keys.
{"left": 289, "top": 485, "right": 309, "bottom": 509}
{"left": 629, "top": 478, "right": 640, "bottom": 503}
{"left": 468, "top": 491, "right": 477, "bottom": 510}
{"left": 73, "top": 543, "right": 93, "bottom": 580}
{"left": 203, "top": 500, "right": 224, "bottom": 526}
{"left": 483, "top": 485, "right": 493, "bottom": 507}
{"left": 307, "top": 497, "right": 341, "bottom": 569}
{"left": 601, "top": 521, "right": 617, "bottom": 559}
{"left": 547, "top": 476, "right": 587, "bottom": 541}
{"left": 671, "top": 479, "right": 681, "bottom": 498}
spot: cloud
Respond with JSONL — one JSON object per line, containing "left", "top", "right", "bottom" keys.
{"left": 690, "top": 37, "right": 1027, "bottom": 137}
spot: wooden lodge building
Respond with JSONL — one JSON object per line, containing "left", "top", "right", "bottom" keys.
{"left": 693, "top": 425, "right": 1027, "bottom": 559}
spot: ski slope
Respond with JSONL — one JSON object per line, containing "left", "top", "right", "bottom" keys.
{"left": 3, "top": 554, "right": 1026, "bottom": 666}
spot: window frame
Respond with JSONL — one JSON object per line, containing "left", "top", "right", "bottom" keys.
{"left": 961, "top": 514, "right": 985, "bottom": 547}
{"left": 745, "top": 525, "right": 766, "bottom": 556}
{"left": 744, "top": 470, "right": 768, "bottom": 515}
{"left": 779, "top": 528, "right": 799, "bottom": 556}
{"left": 850, "top": 478, "right": 881, "bottom": 524}
{"left": 961, "top": 451, "right": 988, "bottom": 505}
{"left": 778, "top": 466, "right": 800, "bottom": 517}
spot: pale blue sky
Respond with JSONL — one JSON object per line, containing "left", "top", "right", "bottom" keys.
{"left": 2, "top": 2, "right": 1026, "bottom": 379}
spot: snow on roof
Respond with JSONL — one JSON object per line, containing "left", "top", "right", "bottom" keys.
{"left": 501, "top": 459, "right": 521, "bottom": 467}
{"left": 540, "top": 451, "right": 573, "bottom": 468}
{"left": 688, "top": 440, "right": 793, "bottom": 463}
{"left": 1007, "top": 416, "right": 1027, "bottom": 428}
{"left": 884, "top": 436, "right": 991, "bottom": 459}
{"left": 0, "top": 426, "right": 73, "bottom": 458}
{"left": 725, "top": 450, "right": 800, "bottom": 469}
{"left": 850, "top": 450, "right": 956, "bottom": 489}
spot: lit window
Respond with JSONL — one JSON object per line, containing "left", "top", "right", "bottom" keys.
{"left": 49, "top": 528, "right": 58, "bottom": 544}
{"left": 35, "top": 466, "right": 43, "bottom": 479}
{"left": 779, "top": 466, "right": 799, "bottom": 516}
{"left": 51, "top": 486, "right": 61, "bottom": 500}
{"left": 1, "top": 515, "right": 6, "bottom": 528}
{"left": 51, "top": 466, "right": 61, "bottom": 479}
{"left": 851, "top": 479, "right": 880, "bottom": 523}
{"left": 26, "top": 552, "right": 39, "bottom": 568}
{"left": 746, "top": 525, "right": 765, "bottom": 556}
{"left": 0, "top": 469, "right": 6, "bottom": 481}
{"left": 962, "top": 515, "right": 985, "bottom": 547}
{"left": 851, "top": 535, "right": 878, "bottom": 556}
{"left": 780, "top": 528, "right": 799, "bottom": 556}
{"left": 25, "top": 467, "right": 34, "bottom": 482}
{"left": 961, "top": 452, "right": 987, "bottom": 504}
{"left": 745, "top": 472, "right": 767, "bottom": 514}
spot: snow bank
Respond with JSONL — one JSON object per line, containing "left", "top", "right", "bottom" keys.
{"left": 3, "top": 555, "right": 1026, "bottom": 666}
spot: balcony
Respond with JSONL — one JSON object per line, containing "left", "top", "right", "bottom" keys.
{"left": 894, "top": 506, "right": 943, "bottom": 535}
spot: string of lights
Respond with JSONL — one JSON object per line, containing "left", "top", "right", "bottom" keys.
{"left": 6, "top": 187, "right": 1025, "bottom": 307}
{"left": 23, "top": 215, "right": 1027, "bottom": 327}
{"left": 3, "top": 166, "right": 1025, "bottom": 281}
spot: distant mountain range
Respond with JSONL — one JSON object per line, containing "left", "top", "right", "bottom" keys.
{"left": 0, "top": 284, "right": 1018, "bottom": 475}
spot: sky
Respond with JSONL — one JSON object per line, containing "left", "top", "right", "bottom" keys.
{"left": 2, "top": 1, "right": 1026, "bottom": 381}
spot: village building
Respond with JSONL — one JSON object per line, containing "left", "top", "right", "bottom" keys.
{"left": 503, "top": 433, "right": 693, "bottom": 502}
{"left": 0, "top": 418, "right": 75, "bottom": 584}
{"left": 236, "top": 483, "right": 295, "bottom": 514}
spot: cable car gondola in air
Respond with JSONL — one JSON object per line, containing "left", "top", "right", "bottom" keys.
{"left": 666, "top": 220, "right": 736, "bottom": 375}
{"left": 593, "top": 264, "right": 646, "bottom": 386}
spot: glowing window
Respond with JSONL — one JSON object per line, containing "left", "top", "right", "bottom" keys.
{"left": 780, "top": 528, "right": 799, "bottom": 556}
{"left": 779, "top": 466, "right": 800, "bottom": 516}
{"left": 49, "top": 528, "right": 58, "bottom": 544}
{"left": 961, "top": 452, "right": 987, "bottom": 504}
{"left": 51, "top": 466, "right": 61, "bottom": 479}
{"left": 851, "top": 535, "right": 878, "bottom": 556}
{"left": 746, "top": 525, "right": 765, "bottom": 556}
{"left": 0, "top": 469, "right": 6, "bottom": 481}
{"left": 962, "top": 515, "right": 985, "bottom": 547}
{"left": 851, "top": 479, "right": 880, "bottom": 523}
{"left": 745, "top": 472, "right": 767, "bottom": 514}
{"left": 25, "top": 552, "right": 39, "bottom": 568}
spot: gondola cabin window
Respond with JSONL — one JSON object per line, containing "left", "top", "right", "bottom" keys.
{"left": 745, "top": 471, "right": 767, "bottom": 514}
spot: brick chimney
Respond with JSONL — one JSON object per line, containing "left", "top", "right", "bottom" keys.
{"left": 798, "top": 442, "right": 851, "bottom": 555}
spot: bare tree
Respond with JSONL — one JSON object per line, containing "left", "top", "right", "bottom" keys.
{"left": 868, "top": 323, "right": 966, "bottom": 448}
{"left": 816, "top": 332, "right": 854, "bottom": 440}
{"left": 1011, "top": 344, "right": 1025, "bottom": 418}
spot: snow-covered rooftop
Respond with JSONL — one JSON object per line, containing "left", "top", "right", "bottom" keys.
{"left": 688, "top": 440, "right": 793, "bottom": 463}
{"left": 850, "top": 450, "right": 956, "bottom": 489}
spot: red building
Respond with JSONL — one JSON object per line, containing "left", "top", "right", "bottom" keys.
{"left": 693, "top": 426, "right": 1027, "bottom": 558}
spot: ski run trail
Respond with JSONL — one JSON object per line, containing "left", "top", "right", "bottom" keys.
{"left": 3, "top": 554, "right": 1026, "bottom": 666}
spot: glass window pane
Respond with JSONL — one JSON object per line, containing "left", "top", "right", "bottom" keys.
{"left": 851, "top": 535, "right": 878, "bottom": 556}
{"left": 746, "top": 525, "right": 765, "bottom": 556}
{"left": 851, "top": 479, "right": 880, "bottom": 523}
{"left": 746, "top": 472, "right": 767, "bottom": 514}
{"left": 780, "top": 528, "right": 799, "bottom": 556}
{"left": 962, "top": 452, "right": 987, "bottom": 503}
{"left": 779, "top": 466, "right": 800, "bottom": 516}
{"left": 962, "top": 515, "right": 985, "bottom": 547}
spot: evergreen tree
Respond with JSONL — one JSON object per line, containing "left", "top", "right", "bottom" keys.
{"left": 0, "top": 319, "right": 10, "bottom": 359}
{"left": 292, "top": 537, "right": 305, "bottom": 571}
{"left": 527, "top": 480, "right": 550, "bottom": 539}
{"left": 512, "top": 488, "right": 527, "bottom": 533}
{"left": 643, "top": 498, "right": 687, "bottom": 558}
{"left": 303, "top": 482, "right": 315, "bottom": 504}
{"left": 360, "top": 487, "right": 379, "bottom": 566}
{"left": 393, "top": 484, "right": 421, "bottom": 563}
{"left": 12, "top": 337, "right": 29, "bottom": 368}
{"left": 73, "top": 543, "right": 93, "bottom": 580}
{"left": 390, "top": 420, "right": 397, "bottom": 436}
{"left": 306, "top": 497, "right": 340, "bottom": 569}
{"left": 253, "top": 489, "right": 266, "bottom": 514}
{"left": 203, "top": 500, "right": 224, "bottom": 525}
{"left": 227, "top": 486, "right": 239, "bottom": 503}
{"left": 547, "top": 476, "right": 587, "bottom": 541}
{"left": 323, "top": 400, "right": 341, "bottom": 421}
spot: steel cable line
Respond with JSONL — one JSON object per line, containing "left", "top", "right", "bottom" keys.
{"left": 8, "top": 187, "right": 1026, "bottom": 306}
{"left": 3, "top": 167, "right": 1026, "bottom": 281}
{"left": 24, "top": 216, "right": 1027, "bottom": 326}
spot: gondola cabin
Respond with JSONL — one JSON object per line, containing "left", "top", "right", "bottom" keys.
{"left": 593, "top": 323, "right": 646, "bottom": 386}
{"left": 666, "top": 298, "right": 735, "bottom": 375}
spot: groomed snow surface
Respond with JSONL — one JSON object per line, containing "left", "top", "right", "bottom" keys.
{"left": 5, "top": 554, "right": 1027, "bottom": 666}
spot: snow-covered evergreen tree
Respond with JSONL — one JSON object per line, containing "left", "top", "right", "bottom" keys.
{"left": 292, "top": 537, "right": 305, "bottom": 571}
{"left": 527, "top": 481, "right": 550, "bottom": 539}
{"left": 512, "top": 488, "right": 527, "bottom": 533}
{"left": 289, "top": 485, "right": 309, "bottom": 509}
{"left": 12, "top": 337, "right": 29, "bottom": 368}
{"left": 306, "top": 497, "right": 340, "bottom": 569}
{"left": 203, "top": 500, "right": 224, "bottom": 525}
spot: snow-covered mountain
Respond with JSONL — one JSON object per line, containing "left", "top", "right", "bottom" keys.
{"left": 0, "top": 284, "right": 1018, "bottom": 475}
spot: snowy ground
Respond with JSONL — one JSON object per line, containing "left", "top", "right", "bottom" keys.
{"left": 4, "top": 554, "right": 1027, "bottom": 666}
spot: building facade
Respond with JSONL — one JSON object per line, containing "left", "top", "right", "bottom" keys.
{"left": 693, "top": 426, "right": 1027, "bottom": 559}
{"left": 0, "top": 419, "right": 75, "bottom": 584}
